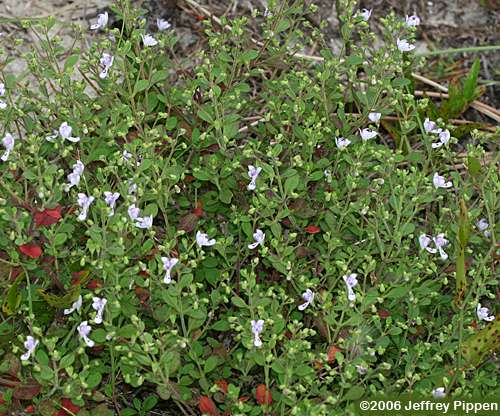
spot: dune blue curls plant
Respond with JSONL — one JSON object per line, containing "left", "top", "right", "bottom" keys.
{"left": 0, "top": 0, "right": 498, "bottom": 415}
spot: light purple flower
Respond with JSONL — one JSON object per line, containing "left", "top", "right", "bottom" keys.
{"left": 431, "top": 129, "right": 451, "bottom": 148}
{"left": 135, "top": 215, "right": 153, "bottom": 229}
{"left": 92, "top": 297, "right": 107, "bottom": 324}
{"left": 343, "top": 273, "right": 358, "bottom": 303}
{"left": 397, "top": 38, "right": 415, "bottom": 52}
{"left": 476, "top": 303, "right": 495, "bottom": 322}
{"left": 368, "top": 112, "right": 381, "bottom": 123}
{"left": 298, "top": 289, "right": 314, "bottom": 310}
{"left": 424, "top": 118, "right": 440, "bottom": 133}
{"left": 419, "top": 233, "right": 448, "bottom": 260}
{"left": 157, "top": 18, "right": 171, "bottom": 31}
{"left": 406, "top": 15, "right": 421, "bottom": 27}
{"left": 77, "top": 193, "right": 95, "bottom": 221}
{"left": 196, "top": 231, "right": 216, "bottom": 247}
{"left": 433, "top": 173, "right": 452, "bottom": 189}
{"left": 432, "top": 388, "right": 446, "bottom": 398}
{"left": 90, "top": 12, "right": 108, "bottom": 30}
{"left": 77, "top": 321, "right": 95, "bottom": 347}
{"left": 161, "top": 257, "right": 179, "bottom": 284}
{"left": 123, "top": 150, "right": 133, "bottom": 161}
{"left": 251, "top": 319, "right": 264, "bottom": 348}
{"left": 63, "top": 295, "right": 82, "bottom": 315}
{"left": 0, "top": 82, "right": 6, "bottom": 110}
{"left": 359, "top": 128, "right": 378, "bottom": 141}
{"left": 476, "top": 218, "right": 491, "bottom": 237}
{"left": 99, "top": 53, "right": 114, "bottom": 79}
{"left": 356, "top": 365, "right": 368, "bottom": 375}
{"left": 1, "top": 133, "right": 14, "bottom": 162}
{"left": 67, "top": 160, "right": 85, "bottom": 189}
{"left": 59, "top": 122, "right": 80, "bottom": 143}
{"left": 433, "top": 233, "right": 449, "bottom": 260}
{"left": 359, "top": 8, "right": 372, "bottom": 21}
{"left": 247, "top": 165, "right": 262, "bottom": 191}
{"left": 142, "top": 34, "right": 158, "bottom": 47}
{"left": 20, "top": 336, "right": 39, "bottom": 361}
{"left": 335, "top": 137, "right": 351, "bottom": 149}
{"left": 104, "top": 191, "right": 120, "bottom": 216}
{"left": 248, "top": 229, "right": 265, "bottom": 249}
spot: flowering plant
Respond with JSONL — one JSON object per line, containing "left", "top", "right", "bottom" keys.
{"left": 0, "top": 0, "right": 497, "bottom": 414}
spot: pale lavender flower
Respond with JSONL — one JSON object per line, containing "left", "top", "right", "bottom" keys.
{"left": 142, "top": 34, "right": 158, "bottom": 47}
{"left": 90, "top": 12, "right": 108, "bottom": 30}
{"left": 251, "top": 319, "right": 264, "bottom": 348}
{"left": 356, "top": 365, "right": 368, "bottom": 375}
{"left": 135, "top": 215, "right": 153, "bottom": 229}
{"left": 397, "top": 38, "right": 415, "bottom": 52}
{"left": 476, "top": 303, "right": 495, "bottom": 322}
{"left": 432, "top": 388, "right": 446, "bottom": 398}
{"left": 433, "top": 172, "right": 452, "bottom": 189}
{"left": 128, "top": 204, "right": 140, "bottom": 221}
{"left": 248, "top": 229, "right": 265, "bottom": 249}
{"left": 359, "top": 128, "right": 378, "bottom": 141}
{"left": 419, "top": 234, "right": 437, "bottom": 254}
{"left": 247, "top": 165, "right": 262, "bottom": 191}
{"left": 431, "top": 129, "right": 450, "bottom": 148}
{"left": 59, "top": 122, "right": 80, "bottom": 143}
{"left": 419, "top": 233, "right": 448, "bottom": 259}
{"left": 77, "top": 321, "right": 95, "bottom": 347}
{"left": 122, "top": 150, "right": 133, "bottom": 161}
{"left": 99, "top": 53, "right": 114, "bottom": 79}
{"left": 1, "top": 133, "right": 14, "bottom": 162}
{"left": 196, "top": 231, "right": 216, "bottom": 247}
{"left": 92, "top": 297, "right": 107, "bottom": 324}
{"left": 104, "top": 191, "right": 120, "bottom": 216}
{"left": 20, "top": 336, "right": 39, "bottom": 361}
{"left": 161, "top": 257, "right": 179, "bottom": 284}
{"left": 433, "top": 233, "right": 449, "bottom": 260}
{"left": 335, "top": 137, "right": 351, "bottom": 149}
{"left": 67, "top": 160, "right": 85, "bottom": 189}
{"left": 77, "top": 193, "right": 94, "bottom": 221}
{"left": 298, "top": 289, "right": 314, "bottom": 310}
{"left": 405, "top": 15, "right": 421, "bottom": 27}
{"left": 63, "top": 295, "right": 82, "bottom": 315}
{"left": 368, "top": 112, "right": 381, "bottom": 123}
{"left": 0, "top": 82, "right": 6, "bottom": 110}
{"left": 476, "top": 218, "right": 491, "bottom": 237}
{"left": 263, "top": 8, "right": 272, "bottom": 17}
{"left": 424, "top": 118, "right": 440, "bottom": 133}
{"left": 343, "top": 273, "right": 358, "bottom": 303}
{"left": 359, "top": 8, "right": 372, "bottom": 21}
{"left": 157, "top": 18, "right": 171, "bottom": 31}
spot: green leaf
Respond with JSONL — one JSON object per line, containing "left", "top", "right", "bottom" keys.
{"left": 461, "top": 318, "right": 500, "bottom": 367}
{"left": 133, "top": 79, "right": 150, "bottom": 96}
{"left": 343, "top": 386, "right": 365, "bottom": 401}
{"left": 204, "top": 356, "right": 219, "bottom": 373}
{"left": 64, "top": 54, "right": 80, "bottom": 72}
{"left": 197, "top": 106, "right": 213, "bottom": 123}
{"left": 463, "top": 58, "right": 480, "bottom": 101}
{"left": 231, "top": 296, "right": 247, "bottom": 308}
{"left": 467, "top": 156, "right": 482, "bottom": 176}
{"left": 86, "top": 372, "right": 102, "bottom": 389}
{"left": 150, "top": 70, "right": 168, "bottom": 85}
{"left": 284, "top": 175, "right": 299, "bottom": 194}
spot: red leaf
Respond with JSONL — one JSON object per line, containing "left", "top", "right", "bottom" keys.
{"left": 255, "top": 384, "right": 272, "bottom": 405}
{"left": 215, "top": 380, "right": 228, "bottom": 395}
{"left": 12, "top": 381, "right": 41, "bottom": 400}
{"left": 34, "top": 206, "right": 62, "bottom": 228}
{"left": 25, "top": 405, "right": 35, "bottom": 414}
{"left": 377, "top": 310, "right": 391, "bottom": 319}
{"left": 327, "top": 345, "right": 341, "bottom": 363}
{"left": 304, "top": 225, "right": 321, "bottom": 234}
{"left": 86, "top": 280, "right": 103, "bottom": 290}
{"left": 198, "top": 396, "right": 219, "bottom": 416}
{"left": 60, "top": 398, "right": 80, "bottom": 415}
{"left": 19, "top": 243, "right": 43, "bottom": 259}
{"left": 193, "top": 201, "right": 203, "bottom": 217}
